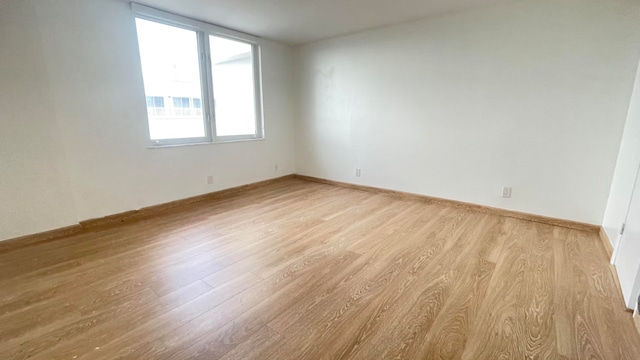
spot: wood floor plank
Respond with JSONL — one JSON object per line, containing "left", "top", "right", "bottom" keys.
{"left": 0, "top": 178, "right": 638, "bottom": 359}
{"left": 345, "top": 214, "right": 500, "bottom": 360}
{"left": 265, "top": 205, "right": 464, "bottom": 338}
{"left": 33, "top": 280, "right": 214, "bottom": 360}
{"left": 217, "top": 325, "right": 282, "bottom": 360}
{"left": 264, "top": 212, "right": 495, "bottom": 359}
{"left": 518, "top": 222, "right": 557, "bottom": 359}
{"left": 460, "top": 218, "right": 531, "bottom": 360}
{"left": 110, "top": 251, "right": 362, "bottom": 359}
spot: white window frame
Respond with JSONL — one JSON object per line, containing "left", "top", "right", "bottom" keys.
{"left": 132, "top": 3, "right": 265, "bottom": 147}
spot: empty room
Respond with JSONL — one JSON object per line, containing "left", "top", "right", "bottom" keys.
{"left": 2, "top": 0, "right": 640, "bottom": 358}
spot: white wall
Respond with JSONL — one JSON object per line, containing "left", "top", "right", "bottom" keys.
{"left": 0, "top": 1, "right": 79, "bottom": 240}
{"left": 603, "top": 59, "right": 640, "bottom": 248}
{"left": 0, "top": 0, "right": 295, "bottom": 241}
{"left": 294, "top": 0, "right": 640, "bottom": 225}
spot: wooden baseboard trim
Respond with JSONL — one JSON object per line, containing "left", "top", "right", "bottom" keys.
{"left": 599, "top": 227, "right": 614, "bottom": 260}
{"left": 0, "top": 225, "right": 84, "bottom": 253}
{"left": 79, "top": 174, "right": 296, "bottom": 229}
{"left": 295, "top": 174, "right": 600, "bottom": 233}
{"left": 0, "top": 175, "right": 296, "bottom": 252}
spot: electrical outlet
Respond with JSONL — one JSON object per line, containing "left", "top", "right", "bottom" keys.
{"left": 207, "top": 175, "right": 214, "bottom": 185}
{"left": 355, "top": 168, "right": 362, "bottom": 177}
{"left": 501, "top": 186, "right": 512, "bottom": 198}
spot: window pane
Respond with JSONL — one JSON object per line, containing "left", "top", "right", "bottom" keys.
{"left": 209, "top": 36, "right": 257, "bottom": 137}
{"left": 153, "top": 96, "right": 164, "bottom": 108}
{"left": 136, "top": 18, "right": 206, "bottom": 140}
{"left": 173, "top": 97, "right": 190, "bottom": 108}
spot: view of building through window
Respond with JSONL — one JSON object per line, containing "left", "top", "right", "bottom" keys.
{"left": 135, "top": 17, "right": 260, "bottom": 143}
{"left": 136, "top": 18, "right": 206, "bottom": 141}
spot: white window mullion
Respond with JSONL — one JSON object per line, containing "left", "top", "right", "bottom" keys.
{"left": 253, "top": 44, "right": 265, "bottom": 138}
{"left": 196, "top": 31, "right": 213, "bottom": 142}
{"left": 202, "top": 33, "right": 218, "bottom": 141}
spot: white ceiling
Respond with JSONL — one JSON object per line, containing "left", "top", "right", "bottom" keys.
{"left": 131, "top": 0, "right": 510, "bottom": 45}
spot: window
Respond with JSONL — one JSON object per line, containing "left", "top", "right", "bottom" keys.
{"left": 145, "top": 96, "right": 165, "bottom": 116}
{"left": 173, "top": 97, "right": 190, "bottom": 109}
{"left": 210, "top": 36, "right": 258, "bottom": 137}
{"left": 169, "top": 97, "right": 202, "bottom": 117}
{"left": 172, "top": 97, "right": 191, "bottom": 117}
{"left": 192, "top": 98, "right": 203, "bottom": 116}
{"left": 133, "top": 4, "right": 263, "bottom": 146}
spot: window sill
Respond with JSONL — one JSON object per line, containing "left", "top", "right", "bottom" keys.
{"left": 147, "top": 137, "right": 265, "bottom": 149}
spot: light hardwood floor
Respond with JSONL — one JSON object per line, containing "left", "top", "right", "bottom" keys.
{"left": 1, "top": 178, "right": 638, "bottom": 359}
